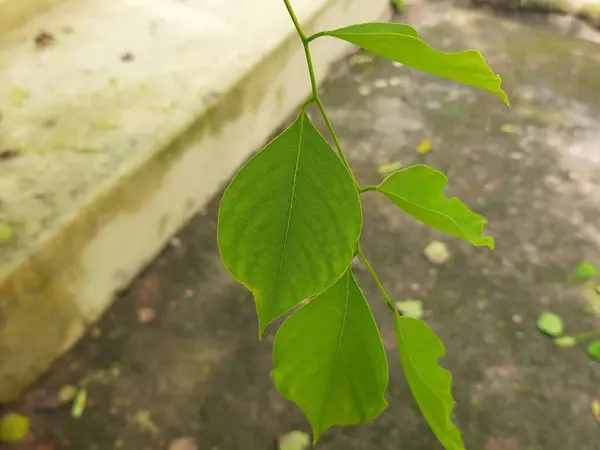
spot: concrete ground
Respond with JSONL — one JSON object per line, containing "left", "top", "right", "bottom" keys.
{"left": 3, "top": 3, "right": 600, "bottom": 450}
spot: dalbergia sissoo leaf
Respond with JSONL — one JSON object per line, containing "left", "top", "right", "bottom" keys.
{"left": 272, "top": 269, "right": 388, "bottom": 443}
{"left": 322, "top": 23, "right": 508, "bottom": 104}
{"left": 395, "top": 315, "right": 464, "bottom": 450}
{"left": 378, "top": 165, "right": 493, "bottom": 248}
{"left": 218, "top": 112, "right": 361, "bottom": 334}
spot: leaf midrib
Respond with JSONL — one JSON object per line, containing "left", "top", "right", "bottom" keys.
{"left": 316, "top": 271, "right": 350, "bottom": 436}
{"left": 377, "top": 185, "right": 470, "bottom": 241}
{"left": 265, "top": 114, "right": 305, "bottom": 327}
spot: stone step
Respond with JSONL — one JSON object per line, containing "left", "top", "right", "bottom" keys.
{"left": 0, "top": 0, "right": 390, "bottom": 402}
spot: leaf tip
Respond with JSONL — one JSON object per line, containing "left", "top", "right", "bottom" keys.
{"left": 495, "top": 75, "right": 510, "bottom": 106}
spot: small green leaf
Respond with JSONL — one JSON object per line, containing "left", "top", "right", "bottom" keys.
{"left": 554, "top": 336, "right": 576, "bottom": 348}
{"left": 218, "top": 112, "right": 362, "bottom": 334}
{"left": 395, "top": 315, "right": 464, "bottom": 450}
{"left": 0, "top": 413, "right": 30, "bottom": 443}
{"left": 71, "top": 388, "right": 87, "bottom": 419}
{"left": 377, "top": 161, "right": 402, "bottom": 174}
{"left": 395, "top": 299, "right": 424, "bottom": 319}
{"left": 11, "top": 87, "right": 29, "bottom": 106}
{"left": 0, "top": 221, "right": 14, "bottom": 245}
{"left": 416, "top": 139, "right": 433, "bottom": 155}
{"left": 323, "top": 23, "right": 508, "bottom": 105}
{"left": 587, "top": 340, "right": 600, "bottom": 361}
{"left": 377, "top": 165, "right": 493, "bottom": 248}
{"left": 576, "top": 262, "right": 597, "bottom": 280}
{"left": 536, "top": 312, "right": 564, "bottom": 337}
{"left": 272, "top": 269, "right": 388, "bottom": 443}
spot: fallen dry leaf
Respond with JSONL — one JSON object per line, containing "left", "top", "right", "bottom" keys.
{"left": 168, "top": 437, "right": 197, "bottom": 450}
{"left": 136, "top": 307, "right": 156, "bottom": 324}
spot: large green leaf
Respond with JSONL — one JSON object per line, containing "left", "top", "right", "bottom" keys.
{"left": 218, "top": 112, "right": 362, "bottom": 334}
{"left": 322, "top": 23, "right": 508, "bottom": 105}
{"left": 272, "top": 269, "right": 388, "bottom": 443}
{"left": 377, "top": 164, "right": 493, "bottom": 248}
{"left": 395, "top": 315, "right": 464, "bottom": 450}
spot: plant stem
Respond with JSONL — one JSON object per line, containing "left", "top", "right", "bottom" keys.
{"left": 569, "top": 329, "right": 600, "bottom": 342}
{"left": 282, "top": 0, "right": 358, "bottom": 187}
{"left": 307, "top": 31, "right": 326, "bottom": 43}
{"left": 359, "top": 185, "right": 378, "bottom": 193}
{"left": 357, "top": 248, "right": 396, "bottom": 314}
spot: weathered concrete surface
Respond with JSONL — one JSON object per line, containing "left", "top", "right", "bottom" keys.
{"left": 4, "top": 4, "right": 600, "bottom": 450}
{"left": 0, "top": 0, "right": 390, "bottom": 401}
{"left": 0, "top": 0, "right": 65, "bottom": 37}
{"left": 470, "top": 0, "right": 600, "bottom": 29}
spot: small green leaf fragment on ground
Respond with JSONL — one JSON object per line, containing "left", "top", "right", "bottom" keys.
{"left": 272, "top": 269, "right": 388, "bottom": 443}
{"left": 377, "top": 161, "right": 402, "bottom": 174}
{"left": 0, "top": 413, "right": 30, "bottom": 443}
{"left": 11, "top": 87, "right": 29, "bottom": 106}
{"left": 218, "top": 111, "right": 362, "bottom": 334}
{"left": 395, "top": 299, "right": 424, "bottom": 319}
{"left": 416, "top": 139, "right": 433, "bottom": 155}
{"left": 377, "top": 165, "right": 494, "bottom": 248}
{"left": 424, "top": 240, "right": 450, "bottom": 265}
{"left": 554, "top": 336, "right": 576, "bottom": 348}
{"left": 132, "top": 410, "right": 159, "bottom": 434}
{"left": 576, "top": 262, "right": 597, "bottom": 280}
{"left": 71, "top": 388, "right": 87, "bottom": 419}
{"left": 278, "top": 430, "right": 311, "bottom": 450}
{"left": 395, "top": 315, "right": 465, "bottom": 450}
{"left": 586, "top": 340, "right": 600, "bottom": 361}
{"left": 94, "top": 120, "right": 119, "bottom": 130}
{"left": 536, "top": 312, "right": 564, "bottom": 337}
{"left": 500, "top": 124, "right": 520, "bottom": 134}
{"left": 0, "top": 221, "right": 14, "bottom": 245}
{"left": 323, "top": 23, "right": 508, "bottom": 104}
{"left": 592, "top": 399, "right": 600, "bottom": 420}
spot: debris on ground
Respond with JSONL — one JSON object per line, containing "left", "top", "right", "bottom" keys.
{"left": 423, "top": 240, "right": 450, "bottom": 264}
{"left": 0, "top": 413, "right": 30, "bottom": 443}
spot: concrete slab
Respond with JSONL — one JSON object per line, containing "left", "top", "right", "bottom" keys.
{"left": 0, "top": 0, "right": 390, "bottom": 402}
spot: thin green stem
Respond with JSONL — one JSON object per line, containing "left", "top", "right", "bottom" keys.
{"left": 282, "top": 0, "right": 358, "bottom": 188}
{"left": 569, "top": 329, "right": 600, "bottom": 342}
{"left": 357, "top": 248, "right": 396, "bottom": 314}
{"left": 307, "top": 31, "right": 326, "bottom": 42}
{"left": 282, "top": 0, "right": 307, "bottom": 40}
{"left": 359, "top": 185, "right": 378, "bottom": 193}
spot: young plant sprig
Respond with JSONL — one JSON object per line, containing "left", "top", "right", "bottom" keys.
{"left": 217, "top": 1, "right": 508, "bottom": 448}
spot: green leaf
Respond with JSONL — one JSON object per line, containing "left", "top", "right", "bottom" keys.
{"left": 554, "top": 336, "right": 576, "bottom": 348}
{"left": 218, "top": 112, "right": 362, "bottom": 334}
{"left": 395, "top": 315, "right": 464, "bottom": 450}
{"left": 0, "top": 413, "right": 30, "bottom": 443}
{"left": 587, "top": 340, "right": 600, "bottom": 361}
{"left": 71, "top": 388, "right": 87, "bottom": 419}
{"left": 272, "top": 269, "right": 388, "bottom": 443}
{"left": 322, "top": 23, "right": 508, "bottom": 105}
{"left": 576, "top": 262, "right": 597, "bottom": 280}
{"left": 536, "top": 312, "right": 564, "bottom": 337}
{"left": 377, "top": 165, "right": 493, "bottom": 248}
